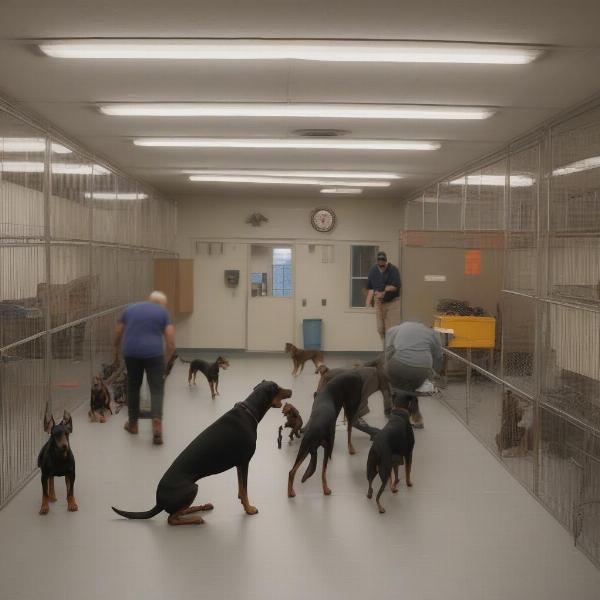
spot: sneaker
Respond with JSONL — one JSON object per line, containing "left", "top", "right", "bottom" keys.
{"left": 124, "top": 421, "right": 138, "bottom": 434}
{"left": 152, "top": 418, "right": 163, "bottom": 445}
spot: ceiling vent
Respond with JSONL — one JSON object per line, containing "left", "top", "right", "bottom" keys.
{"left": 293, "top": 128, "right": 350, "bottom": 138}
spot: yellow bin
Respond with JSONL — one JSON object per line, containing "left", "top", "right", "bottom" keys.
{"left": 434, "top": 315, "right": 496, "bottom": 349}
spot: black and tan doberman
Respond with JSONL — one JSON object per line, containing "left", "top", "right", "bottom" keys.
{"left": 112, "top": 381, "right": 291, "bottom": 525}
{"left": 287, "top": 372, "right": 362, "bottom": 498}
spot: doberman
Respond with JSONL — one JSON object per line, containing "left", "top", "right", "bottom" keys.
{"left": 186, "top": 356, "right": 230, "bottom": 399}
{"left": 316, "top": 365, "right": 383, "bottom": 454}
{"left": 287, "top": 372, "right": 363, "bottom": 498}
{"left": 366, "top": 390, "right": 417, "bottom": 514}
{"left": 495, "top": 390, "right": 532, "bottom": 455}
{"left": 38, "top": 411, "right": 78, "bottom": 514}
{"left": 285, "top": 343, "right": 324, "bottom": 376}
{"left": 282, "top": 402, "right": 303, "bottom": 443}
{"left": 112, "top": 381, "right": 292, "bottom": 525}
{"left": 89, "top": 374, "right": 113, "bottom": 423}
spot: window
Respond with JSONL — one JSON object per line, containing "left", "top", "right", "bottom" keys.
{"left": 350, "top": 245, "right": 378, "bottom": 307}
{"left": 272, "top": 248, "right": 292, "bottom": 297}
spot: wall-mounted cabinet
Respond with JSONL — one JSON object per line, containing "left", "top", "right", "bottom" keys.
{"left": 154, "top": 258, "right": 193, "bottom": 316}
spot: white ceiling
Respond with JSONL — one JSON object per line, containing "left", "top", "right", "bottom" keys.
{"left": 1, "top": 0, "right": 600, "bottom": 201}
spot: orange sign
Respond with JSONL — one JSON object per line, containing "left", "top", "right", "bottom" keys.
{"left": 464, "top": 250, "right": 481, "bottom": 275}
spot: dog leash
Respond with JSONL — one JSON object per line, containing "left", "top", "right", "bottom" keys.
{"left": 235, "top": 402, "right": 259, "bottom": 425}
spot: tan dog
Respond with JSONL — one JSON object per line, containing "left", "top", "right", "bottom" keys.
{"left": 285, "top": 342, "right": 324, "bottom": 376}
{"left": 282, "top": 402, "right": 303, "bottom": 443}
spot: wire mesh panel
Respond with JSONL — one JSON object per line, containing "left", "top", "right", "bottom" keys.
{"left": 541, "top": 302, "right": 600, "bottom": 431}
{"left": 0, "top": 336, "right": 47, "bottom": 506}
{"left": 501, "top": 292, "right": 535, "bottom": 396}
{"left": 0, "top": 244, "right": 46, "bottom": 348}
{"left": 0, "top": 116, "right": 46, "bottom": 241}
{"left": 423, "top": 185, "right": 438, "bottom": 230}
{"left": 405, "top": 197, "right": 424, "bottom": 230}
{"left": 464, "top": 160, "right": 507, "bottom": 231}
{"left": 49, "top": 146, "right": 93, "bottom": 241}
{"left": 437, "top": 180, "right": 463, "bottom": 230}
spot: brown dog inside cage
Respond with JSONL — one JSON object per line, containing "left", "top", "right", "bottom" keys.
{"left": 495, "top": 390, "right": 533, "bottom": 456}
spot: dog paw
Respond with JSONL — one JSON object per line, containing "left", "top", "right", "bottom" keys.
{"left": 49, "top": 495, "right": 57, "bottom": 502}
{"left": 406, "top": 482, "right": 413, "bottom": 487}
{"left": 391, "top": 486, "right": 399, "bottom": 494}
{"left": 39, "top": 504, "right": 49, "bottom": 515}
{"left": 245, "top": 506, "right": 258, "bottom": 515}
{"left": 378, "top": 506, "right": 386, "bottom": 514}
{"left": 288, "top": 490, "right": 296, "bottom": 498}
{"left": 366, "top": 490, "right": 373, "bottom": 499}
{"left": 201, "top": 503, "right": 214, "bottom": 511}
{"left": 323, "top": 487, "right": 332, "bottom": 496}
{"left": 348, "top": 446, "right": 356, "bottom": 455}
{"left": 67, "top": 499, "right": 79, "bottom": 512}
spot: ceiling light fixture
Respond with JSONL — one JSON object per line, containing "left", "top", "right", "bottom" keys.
{"left": 552, "top": 156, "right": 600, "bottom": 176}
{"left": 1, "top": 161, "right": 110, "bottom": 175}
{"left": 136, "top": 138, "right": 440, "bottom": 151}
{"left": 40, "top": 40, "right": 542, "bottom": 64}
{"left": 449, "top": 174, "right": 534, "bottom": 187}
{"left": 1, "top": 138, "right": 71, "bottom": 154}
{"left": 84, "top": 192, "right": 147, "bottom": 200}
{"left": 100, "top": 103, "right": 494, "bottom": 120}
{"left": 188, "top": 175, "right": 390, "bottom": 187}
{"left": 182, "top": 169, "right": 401, "bottom": 179}
{"left": 321, "top": 188, "right": 363, "bottom": 194}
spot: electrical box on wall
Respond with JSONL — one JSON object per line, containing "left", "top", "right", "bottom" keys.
{"left": 224, "top": 269, "right": 240, "bottom": 287}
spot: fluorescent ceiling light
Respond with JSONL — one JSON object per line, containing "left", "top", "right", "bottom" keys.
{"left": 100, "top": 103, "right": 493, "bottom": 120}
{"left": 321, "top": 188, "right": 363, "bottom": 194}
{"left": 1, "top": 161, "right": 110, "bottom": 175}
{"left": 182, "top": 169, "right": 401, "bottom": 179}
{"left": 1, "top": 138, "right": 71, "bottom": 154}
{"left": 189, "top": 175, "right": 390, "bottom": 187}
{"left": 136, "top": 138, "right": 440, "bottom": 151}
{"left": 84, "top": 192, "right": 147, "bottom": 200}
{"left": 40, "top": 40, "right": 542, "bottom": 64}
{"left": 552, "top": 156, "right": 600, "bottom": 176}
{"left": 449, "top": 174, "right": 534, "bottom": 187}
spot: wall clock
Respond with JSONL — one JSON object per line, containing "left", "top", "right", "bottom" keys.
{"left": 310, "top": 207, "right": 336, "bottom": 232}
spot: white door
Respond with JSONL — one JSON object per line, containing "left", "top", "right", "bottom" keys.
{"left": 246, "top": 245, "right": 294, "bottom": 351}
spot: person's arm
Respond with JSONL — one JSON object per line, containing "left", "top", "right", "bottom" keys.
{"left": 113, "top": 322, "right": 124, "bottom": 362}
{"left": 365, "top": 267, "right": 375, "bottom": 307}
{"left": 164, "top": 324, "right": 175, "bottom": 363}
{"left": 384, "top": 266, "right": 401, "bottom": 293}
{"left": 430, "top": 330, "right": 444, "bottom": 374}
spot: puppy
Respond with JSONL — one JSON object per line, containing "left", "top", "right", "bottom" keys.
{"left": 38, "top": 411, "right": 78, "bottom": 514}
{"left": 112, "top": 381, "right": 291, "bottom": 525}
{"left": 282, "top": 402, "right": 303, "bottom": 443}
{"left": 89, "top": 374, "right": 112, "bottom": 423}
{"left": 285, "top": 342, "right": 324, "bottom": 376}
{"left": 288, "top": 372, "right": 362, "bottom": 498}
{"left": 366, "top": 390, "right": 417, "bottom": 514}
{"left": 186, "top": 356, "right": 230, "bottom": 399}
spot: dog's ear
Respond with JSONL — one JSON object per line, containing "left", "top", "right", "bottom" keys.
{"left": 62, "top": 410, "right": 73, "bottom": 433}
{"left": 44, "top": 414, "right": 55, "bottom": 434}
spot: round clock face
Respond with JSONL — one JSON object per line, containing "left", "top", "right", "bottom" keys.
{"left": 311, "top": 208, "right": 336, "bottom": 232}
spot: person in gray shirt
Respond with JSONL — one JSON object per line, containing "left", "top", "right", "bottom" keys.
{"left": 384, "top": 321, "right": 444, "bottom": 428}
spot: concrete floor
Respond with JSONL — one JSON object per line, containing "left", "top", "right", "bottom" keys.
{"left": 1, "top": 354, "right": 599, "bottom": 600}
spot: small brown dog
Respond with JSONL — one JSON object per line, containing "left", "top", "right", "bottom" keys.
{"left": 285, "top": 342, "right": 324, "bottom": 376}
{"left": 282, "top": 402, "right": 303, "bottom": 443}
{"left": 495, "top": 390, "right": 533, "bottom": 455}
{"left": 89, "top": 375, "right": 112, "bottom": 423}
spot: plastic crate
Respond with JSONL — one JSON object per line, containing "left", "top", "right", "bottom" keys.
{"left": 434, "top": 315, "right": 496, "bottom": 349}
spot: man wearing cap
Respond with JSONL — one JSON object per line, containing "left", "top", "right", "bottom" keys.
{"left": 365, "top": 251, "right": 402, "bottom": 345}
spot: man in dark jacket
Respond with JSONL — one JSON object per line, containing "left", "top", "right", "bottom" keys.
{"left": 365, "top": 251, "right": 401, "bottom": 345}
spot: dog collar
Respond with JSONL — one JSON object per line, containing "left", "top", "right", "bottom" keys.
{"left": 236, "top": 402, "right": 259, "bottom": 425}
{"left": 391, "top": 407, "right": 410, "bottom": 418}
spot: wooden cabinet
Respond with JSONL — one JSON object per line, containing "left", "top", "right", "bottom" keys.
{"left": 154, "top": 258, "right": 194, "bottom": 316}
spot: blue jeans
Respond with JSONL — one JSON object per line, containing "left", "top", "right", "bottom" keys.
{"left": 125, "top": 355, "right": 165, "bottom": 421}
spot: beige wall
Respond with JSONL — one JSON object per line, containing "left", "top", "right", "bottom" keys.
{"left": 174, "top": 196, "right": 401, "bottom": 351}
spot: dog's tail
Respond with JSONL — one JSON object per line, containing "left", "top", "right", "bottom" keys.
{"left": 111, "top": 504, "right": 162, "bottom": 520}
{"left": 301, "top": 450, "right": 318, "bottom": 483}
{"left": 178, "top": 356, "right": 191, "bottom": 363}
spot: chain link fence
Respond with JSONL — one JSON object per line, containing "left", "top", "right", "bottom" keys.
{"left": 0, "top": 104, "right": 176, "bottom": 507}
{"left": 403, "top": 101, "right": 600, "bottom": 567}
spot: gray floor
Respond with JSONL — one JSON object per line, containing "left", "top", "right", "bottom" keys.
{"left": 1, "top": 355, "right": 599, "bottom": 600}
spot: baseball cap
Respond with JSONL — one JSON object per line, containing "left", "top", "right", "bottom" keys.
{"left": 376, "top": 251, "right": 387, "bottom": 261}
